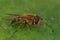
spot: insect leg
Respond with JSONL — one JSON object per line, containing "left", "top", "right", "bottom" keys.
{"left": 26, "top": 24, "right": 31, "bottom": 34}
{"left": 37, "top": 20, "right": 44, "bottom": 28}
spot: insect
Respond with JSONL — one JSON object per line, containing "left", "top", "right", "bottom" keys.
{"left": 9, "top": 14, "right": 43, "bottom": 34}
{"left": 4, "top": 14, "right": 43, "bottom": 35}
{"left": 10, "top": 14, "right": 43, "bottom": 26}
{"left": 1, "top": 14, "right": 43, "bottom": 39}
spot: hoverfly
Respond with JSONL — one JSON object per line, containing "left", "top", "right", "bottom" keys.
{"left": 4, "top": 14, "right": 43, "bottom": 35}
{"left": 8, "top": 14, "right": 43, "bottom": 34}
{"left": 10, "top": 14, "right": 43, "bottom": 25}
{"left": 1, "top": 14, "right": 43, "bottom": 39}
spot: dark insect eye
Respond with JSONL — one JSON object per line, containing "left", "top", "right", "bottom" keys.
{"left": 32, "top": 15, "right": 40, "bottom": 24}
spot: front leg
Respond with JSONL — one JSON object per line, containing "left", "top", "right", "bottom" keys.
{"left": 36, "top": 20, "right": 44, "bottom": 28}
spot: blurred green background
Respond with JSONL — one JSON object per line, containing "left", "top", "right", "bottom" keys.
{"left": 0, "top": 0, "right": 60, "bottom": 40}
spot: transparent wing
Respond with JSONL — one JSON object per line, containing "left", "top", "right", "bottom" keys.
{"left": 7, "top": 14, "right": 20, "bottom": 16}
{"left": 2, "top": 14, "right": 20, "bottom": 21}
